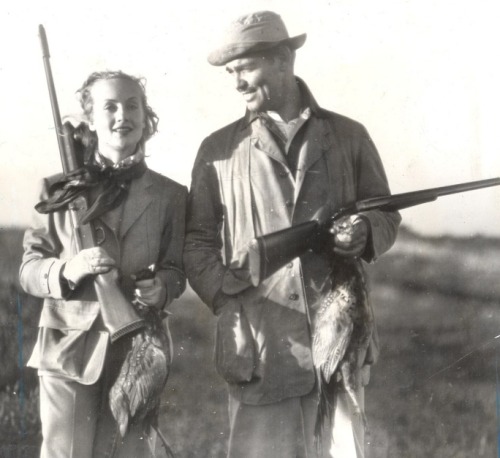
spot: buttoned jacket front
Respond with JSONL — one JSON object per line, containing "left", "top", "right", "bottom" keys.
{"left": 21, "top": 168, "right": 187, "bottom": 384}
{"left": 184, "top": 80, "right": 401, "bottom": 405}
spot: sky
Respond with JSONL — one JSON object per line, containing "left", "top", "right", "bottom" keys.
{"left": 1, "top": 0, "right": 499, "bottom": 236}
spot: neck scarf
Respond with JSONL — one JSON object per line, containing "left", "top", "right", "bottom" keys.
{"left": 35, "top": 148, "right": 147, "bottom": 224}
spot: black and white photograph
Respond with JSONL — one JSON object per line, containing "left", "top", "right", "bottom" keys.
{"left": 1, "top": 1, "right": 499, "bottom": 457}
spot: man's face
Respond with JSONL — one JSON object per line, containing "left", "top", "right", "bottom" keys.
{"left": 225, "top": 54, "right": 286, "bottom": 113}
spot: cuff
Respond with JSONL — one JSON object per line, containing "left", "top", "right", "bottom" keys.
{"left": 46, "top": 258, "right": 67, "bottom": 299}
{"left": 356, "top": 213, "right": 375, "bottom": 261}
{"left": 157, "top": 266, "right": 186, "bottom": 308}
{"left": 59, "top": 263, "right": 76, "bottom": 298}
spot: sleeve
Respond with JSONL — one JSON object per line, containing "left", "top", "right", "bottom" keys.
{"left": 355, "top": 129, "right": 402, "bottom": 261}
{"left": 19, "top": 177, "right": 67, "bottom": 299}
{"left": 155, "top": 184, "right": 188, "bottom": 308}
{"left": 183, "top": 138, "right": 229, "bottom": 312}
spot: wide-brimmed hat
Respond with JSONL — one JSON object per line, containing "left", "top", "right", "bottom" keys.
{"left": 208, "top": 11, "right": 307, "bottom": 66}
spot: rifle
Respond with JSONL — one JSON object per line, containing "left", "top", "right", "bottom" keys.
{"left": 248, "top": 177, "right": 500, "bottom": 285}
{"left": 38, "top": 25, "right": 145, "bottom": 342}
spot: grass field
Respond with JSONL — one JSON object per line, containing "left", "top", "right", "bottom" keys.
{"left": 1, "top": 226, "right": 499, "bottom": 457}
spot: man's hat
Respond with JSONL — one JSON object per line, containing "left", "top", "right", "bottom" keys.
{"left": 208, "top": 11, "right": 307, "bottom": 66}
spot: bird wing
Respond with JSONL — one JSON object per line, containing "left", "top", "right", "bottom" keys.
{"left": 109, "top": 323, "right": 171, "bottom": 436}
{"left": 127, "top": 338, "right": 169, "bottom": 418}
{"left": 312, "top": 309, "right": 353, "bottom": 382}
{"left": 109, "top": 375, "right": 132, "bottom": 437}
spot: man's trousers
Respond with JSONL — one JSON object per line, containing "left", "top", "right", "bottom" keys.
{"left": 227, "top": 386, "right": 365, "bottom": 458}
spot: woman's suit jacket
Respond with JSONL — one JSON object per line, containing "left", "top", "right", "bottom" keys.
{"left": 20, "top": 168, "right": 187, "bottom": 384}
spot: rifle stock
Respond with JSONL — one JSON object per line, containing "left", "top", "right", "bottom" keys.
{"left": 39, "top": 25, "right": 144, "bottom": 342}
{"left": 248, "top": 177, "right": 500, "bottom": 285}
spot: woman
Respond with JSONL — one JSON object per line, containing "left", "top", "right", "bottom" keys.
{"left": 20, "top": 71, "right": 187, "bottom": 457}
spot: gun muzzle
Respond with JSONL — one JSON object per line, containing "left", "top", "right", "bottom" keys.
{"left": 95, "top": 269, "right": 145, "bottom": 342}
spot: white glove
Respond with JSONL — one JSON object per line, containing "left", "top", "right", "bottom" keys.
{"left": 63, "top": 247, "right": 116, "bottom": 286}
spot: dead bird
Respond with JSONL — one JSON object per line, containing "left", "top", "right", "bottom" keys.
{"left": 109, "top": 266, "right": 174, "bottom": 457}
{"left": 312, "top": 258, "right": 374, "bottom": 445}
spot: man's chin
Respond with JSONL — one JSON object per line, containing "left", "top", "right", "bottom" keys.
{"left": 246, "top": 101, "right": 264, "bottom": 113}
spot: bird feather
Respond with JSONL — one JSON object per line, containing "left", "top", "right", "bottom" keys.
{"left": 312, "top": 259, "right": 373, "bottom": 448}
{"left": 109, "top": 306, "right": 171, "bottom": 440}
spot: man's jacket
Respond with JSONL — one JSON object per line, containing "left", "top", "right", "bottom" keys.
{"left": 20, "top": 169, "right": 187, "bottom": 384}
{"left": 184, "top": 80, "right": 401, "bottom": 405}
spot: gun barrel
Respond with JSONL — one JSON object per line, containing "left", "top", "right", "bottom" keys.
{"left": 354, "top": 177, "right": 500, "bottom": 213}
{"left": 39, "top": 25, "right": 77, "bottom": 175}
{"left": 433, "top": 177, "right": 500, "bottom": 196}
{"left": 38, "top": 25, "right": 50, "bottom": 58}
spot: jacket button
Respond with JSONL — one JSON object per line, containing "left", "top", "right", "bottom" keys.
{"left": 289, "top": 293, "right": 299, "bottom": 301}
{"left": 279, "top": 171, "right": 288, "bottom": 178}
{"left": 287, "top": 262, "right": 293, "bottom": 268}
{"left": 285, "top": 200, "right": 293, "bottom": 207}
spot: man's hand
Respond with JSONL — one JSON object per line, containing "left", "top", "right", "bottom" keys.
{"left": 328, "top": 215, "right": 369, "bottom": 258}
{"left": 63, "top": 247, "right": 116, "bottom": 285}
{"left": 133, "top": 277, "right": 167, "bottom": 310}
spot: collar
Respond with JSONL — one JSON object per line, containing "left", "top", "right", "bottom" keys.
{"left": 241, "top": 77, "right": 327, "bottom": 130}
{"left": 93, "top": 146, "right": 145, "bottom": 170}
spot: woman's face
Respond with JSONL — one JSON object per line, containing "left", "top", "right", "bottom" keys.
{"left": 89, "top": 78, "right": 146, "bottom": 162}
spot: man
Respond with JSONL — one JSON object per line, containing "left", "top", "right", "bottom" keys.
{"left": 184, "top": 11, "right": 401, "bottom": 457}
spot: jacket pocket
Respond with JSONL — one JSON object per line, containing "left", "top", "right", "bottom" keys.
{"left": 37, "top": 328, "right": 87, "bottom": 377}
{"left": 40, "top": 298, "right": 100, "bottom": 331}
{"left": 214, "top": 301, "right": 255, "bottom": 383}
{"left": 30, "top": 327, "right": 108, "bottom": 384}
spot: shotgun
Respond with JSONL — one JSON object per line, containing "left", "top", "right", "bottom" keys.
{"left": 38, "top": 24, "right": 145, "bottom": 341}
{"left": 248, "top": 177, "right": 500, "bottom": 285}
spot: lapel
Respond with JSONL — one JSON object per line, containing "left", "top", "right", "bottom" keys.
{"left": 119, "top": 169, "right": 154, "bottom": 239}
{"left": 250, "top": 119, "right": 289, "bottom": 168}
{"left": 294, "top": 116, "right": 333, "bottom": 200}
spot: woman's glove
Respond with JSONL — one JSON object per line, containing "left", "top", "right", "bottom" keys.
{"left": 63, "top": 247, "right": 116, "bottom": 286}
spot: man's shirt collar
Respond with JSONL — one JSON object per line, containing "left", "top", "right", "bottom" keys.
{"left": 241, "top": 77, "right": 326, "bottom": 130}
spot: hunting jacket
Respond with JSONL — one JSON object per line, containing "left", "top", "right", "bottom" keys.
{"left": 184, "top": 79, "right": 401, "bottom": 405}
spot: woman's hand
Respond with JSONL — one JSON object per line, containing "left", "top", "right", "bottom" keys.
{"left": 63, "top": 247, "right": 116, "bottom": 285}
{"left": 133, "top": 277, "right": 167, "bottom": 310}
{"left": 328, "top": 215, "right": 369, "bottom": 258}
